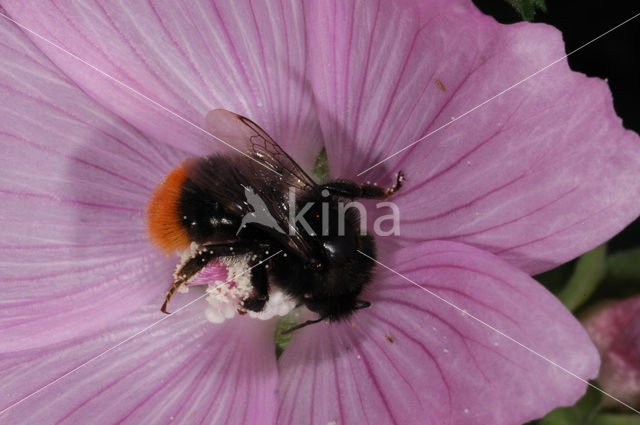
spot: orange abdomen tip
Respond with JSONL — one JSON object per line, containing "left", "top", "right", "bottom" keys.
{"left": 146, "top": 164, "right": 191, "bottom": 254}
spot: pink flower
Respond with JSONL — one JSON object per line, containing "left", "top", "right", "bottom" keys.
{"left": 1, "top": 1, "right": 639, "bottom": 424}
{"left": 583, "top": 296, "right": 640, "bottom": 408}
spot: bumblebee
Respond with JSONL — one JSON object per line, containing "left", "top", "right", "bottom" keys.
{"left": 147, "top": 110, "right": 403, "bottom": 332}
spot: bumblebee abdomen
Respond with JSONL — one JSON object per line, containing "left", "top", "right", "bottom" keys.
{"left": 178, "top": 178, "right": 240, "bottom": 244}
{"left": 146, "top": 164, "right": 191, "bottom": 253}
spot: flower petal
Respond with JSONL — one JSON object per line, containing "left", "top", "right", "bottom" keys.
{"left": 277, "top": 241, "right": 599, "bottom": 425}
{"left": 305, "top": 0, "right": 640, "bottom": 274}
{"left": 3, "top": 1, "right": 323, "bottom": 167}
{"left": 0, "top": 292, "right": 278, "bottom": 425}
{"left": 0, "top": 20, "right": 181, "bottom": 351}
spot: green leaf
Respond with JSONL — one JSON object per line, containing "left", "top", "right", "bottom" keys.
{"left": 505, "top": 0, "right": 546, "bottom": 21}
{"left": 274, "top": 311, "right": 302, "bottom": 358}
{"left": 540, "top": 385, "right": 603, "bottom": 425}
{"left": 312, "top": 147, "right": 330, "bottom": 183}
{"left": 557, "top": 245, "right": 607, "bottom": 311}
{"left": 591, "top": 413, "right": 640, "bottom": 425}
{"left": 592, "top": 248, "right": 640, "bottom": 300}
{"left": 606, "top": 247, "right": 640, "bottom": 286}
{"left": 540, "top": 408, "right": 583, "bottom": 425}
{"left": 532, "top": 0, "right": 547, "bottom": 13}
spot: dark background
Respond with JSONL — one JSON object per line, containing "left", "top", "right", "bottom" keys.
{"left": 473, "top": 0, "right": 640, "bottom": 252}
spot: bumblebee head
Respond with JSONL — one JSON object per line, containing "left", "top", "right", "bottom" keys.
{"left": 305, "top": 233, "right": 376, "bottom": 320}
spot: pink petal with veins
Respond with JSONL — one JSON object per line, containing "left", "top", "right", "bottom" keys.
{"left": 0, "top": 19, "right": 185, "bottom": 351}
{"left": 3, "top": 0, "right": 323, "bottom": 168}
{"left": 1, "top": 292, "right": 278, "bottom": 425}
{"left": 306, "top": 0, "right": 640, "bottom": 274}
{"left": 278, "top": 241, "right": 599, "bottom": 425}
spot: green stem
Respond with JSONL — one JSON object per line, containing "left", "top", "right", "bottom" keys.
{"left": 557, "top": 245, "right": 607, "bottom": 311}
{"left": 591, "top": 413, "right": 640, "bottom": 425}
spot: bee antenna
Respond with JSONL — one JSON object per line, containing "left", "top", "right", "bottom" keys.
{"left": 280, "top": 316, "right": 326, "bottom": 335}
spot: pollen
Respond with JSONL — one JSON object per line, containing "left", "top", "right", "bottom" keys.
{"left": 247, "top": 289, "right": 297, "bottom": 320}
{"left": 146, "top": 164, "right": 190, "bottom": 253}
{"left": 196, "top": 254, "right": 296, "bottom": 324}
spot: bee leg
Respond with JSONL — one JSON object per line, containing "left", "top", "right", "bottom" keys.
{"left": 280, "top": 316, "right": 327, "bottom": 335}
{"left": 321, "top": 171, "right": 404, "bottom": 200}
{"left": 241, "top": 257, "right": 270, "bottom": 312}
{"left": 161, "top": 277, "right": 187, "bottom": 314}
{"left": 162, "top": 243, "right": 251, "bottom": 314}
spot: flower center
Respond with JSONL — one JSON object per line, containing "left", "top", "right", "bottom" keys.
{"left": 176, "top": 243, "right": 297, "bottom": 323}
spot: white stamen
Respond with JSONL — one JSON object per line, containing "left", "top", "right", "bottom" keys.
{"left": 205, "top": 254, "right": 296, "bottom": 324}
{"left": 173, "top": 244, "right": 296, "bottom": 324}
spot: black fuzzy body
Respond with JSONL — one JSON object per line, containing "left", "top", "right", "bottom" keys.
{"left": 178, "top": 154, "right": 377, "bottom": 321}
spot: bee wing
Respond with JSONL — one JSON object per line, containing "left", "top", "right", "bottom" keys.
{"left": 192, "top": 109, "right": 318, "bottom": 260}
{"left": 204, "top": 109, "right": 317, "bottom": 192}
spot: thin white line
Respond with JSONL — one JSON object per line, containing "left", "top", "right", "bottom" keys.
{"left": 357, "top": 11, "right": 640, "bottom": 176}
{"left": 0, "top": 250, "right": 283, "bottom": 416}
{"left": 357, "top": 250, "right": 640, "bottom": 415}
{"left": 0, "top": 11, "right": 281, "bottom": 176}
